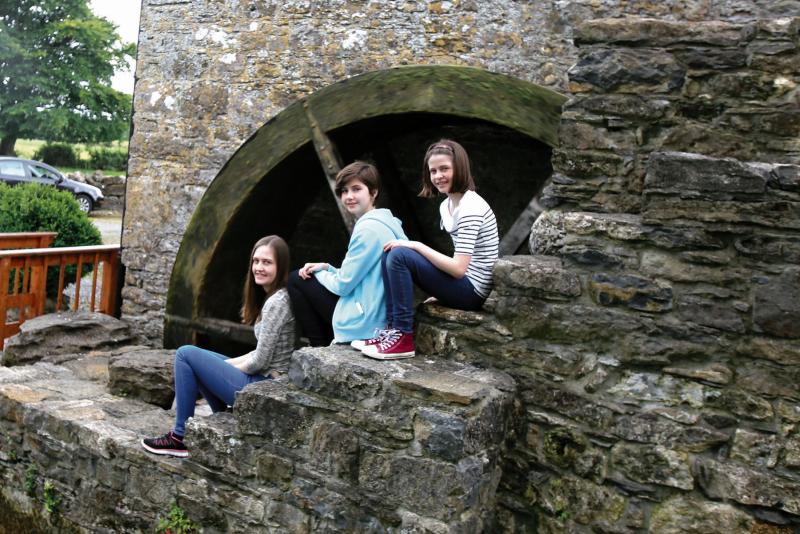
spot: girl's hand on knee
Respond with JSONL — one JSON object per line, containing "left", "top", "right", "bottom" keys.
{"left": 299, "top": 262, "right": 328, "bottom": 279}
{"left": 383, "top": 239, "right": 416, "bottom": 252}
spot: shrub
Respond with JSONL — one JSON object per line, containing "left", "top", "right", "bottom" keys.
{"left": 0, "top": 183, "right": 102, "bottom": 295}
{"left": 88, "top": 147, "right": 127, "bottom": 171}
{"left": 32, "top": 143, "right": 79, "bottom": 167}
{"left": 156, "top": 502, "right": 199, "bottom": 534}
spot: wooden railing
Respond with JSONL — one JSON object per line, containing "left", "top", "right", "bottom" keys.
{"left": 0, "top": 232, "right": 58, "bottom": 250}
{"left": 0, "top": 244, "right": 121, "bottom": 350}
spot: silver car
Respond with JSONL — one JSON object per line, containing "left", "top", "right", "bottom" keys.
{"left": 0, "top": 157, "right": 104, "bottom": 213}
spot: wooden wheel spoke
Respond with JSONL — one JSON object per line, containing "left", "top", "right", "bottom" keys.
{"left": 499, "top": 196, "right": 544, "bottom": 256}
{"left": 304, "top": 102, "right": 354, "bottom": 234}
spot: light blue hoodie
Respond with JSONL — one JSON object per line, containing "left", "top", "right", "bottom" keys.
{"left": 314, "top": 208, "right": 407, "bottom": 342}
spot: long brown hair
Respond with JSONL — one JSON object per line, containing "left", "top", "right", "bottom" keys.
{"left": 418, "top": 139, "right": 476, "bottom": 198}
{"left": 240, "top": 235, "right": 290, "bottom": 325}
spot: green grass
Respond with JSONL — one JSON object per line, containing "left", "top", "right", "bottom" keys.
{"left": 59, "top": 166, "right": 125, "bottom": 176}
{"left": 15, "top": 138, "right": 128, "bottom": 176}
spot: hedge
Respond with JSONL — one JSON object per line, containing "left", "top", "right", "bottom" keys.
{"left": 33, "top": 143, "right": 79, "bottom": 168}
{"left": 0, "top": 182, "right": 102, "bottom": 295}
{"left": 88, "top": 148, "right": 127, "bottom": 171}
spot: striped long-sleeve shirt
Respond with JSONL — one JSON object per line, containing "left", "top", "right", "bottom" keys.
{"left": 439, "top": 190, "right": 499, "bottom": 298}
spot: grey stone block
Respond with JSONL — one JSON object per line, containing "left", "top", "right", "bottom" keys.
{"left": 108, "top": 348, "right": 174, "bottom": 408}
{"left": 2, "top": 311, "right": 135, "bottom": 367}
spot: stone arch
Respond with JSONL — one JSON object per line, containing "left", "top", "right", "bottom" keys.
{"left": 164, "top": 65, "right": 567, "bottom": 350}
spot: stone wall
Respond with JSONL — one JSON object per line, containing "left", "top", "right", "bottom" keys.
{"left": 122, "top": 0, "right": 795, "bottom": 342}
{"left": 415, "top": 16, "right": 800, "bottom": 533}
{"left": 0, "top": 321, "right": 516, "bottom": 533}
{"left": 66, "top": 172, "right": 126, "bottom": 213}
{"left": 98, "top": 3, "right": 800, "bottom": 532}
{"left": 545, "top": 16, "right": 799, "bottom": 215}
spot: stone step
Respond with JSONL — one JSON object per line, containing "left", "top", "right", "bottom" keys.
{"left": 0, "top": 360, "right": 174, "bottom": 457}
{"left": 185, "top": 345, "right": 519, "bottom": 531}
{"left": 415, "top": 254, "right": 582, "bottom": 368}
{"left": 1, "top": 343, "right": 518, "bottom": 532}
{"left": 230, "top": 346, "right": 516, "bottom": 456}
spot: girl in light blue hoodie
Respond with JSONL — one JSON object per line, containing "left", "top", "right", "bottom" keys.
{"left": 287, "top": 161, "right": 407, "bottom": 345}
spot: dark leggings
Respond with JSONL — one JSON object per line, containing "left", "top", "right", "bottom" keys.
{"left": 287, "top": 270, "right": 338, "bottom": 346}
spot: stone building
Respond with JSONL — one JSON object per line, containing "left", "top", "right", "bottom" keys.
{"left": 1, "top": 0, "right": 797, "bottom": 532}
{"left": 123, "top": 0, "right": 798, "bottom": 344}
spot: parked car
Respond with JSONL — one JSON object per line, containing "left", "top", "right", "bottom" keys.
{"left": 0, "top": 157, "right": 103, "bottom": 213}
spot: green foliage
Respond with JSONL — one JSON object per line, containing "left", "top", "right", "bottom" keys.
{"left": 42, "top": 480, "right": 60, "bottom": 517}
{"left": 0, "top": 0, "right": 135, "bottom": 154}
{"left": 0, "top": 182, "right": 102, "bottom": 294}
{"left": 33, "top": 143, "right": 79, "bottom": 167}
{"left": 0, "top": 183, "right": 101, "bottom": 247}
{"left": 25, "top": 464, "right": 38, "bottom": 496}
{"left": 156, "top": 502, "right": 200, "bottom": 534}
{"left": 88, "top": 147, "right": 127, "bottom": 171}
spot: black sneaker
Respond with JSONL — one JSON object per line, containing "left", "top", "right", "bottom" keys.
{"left": 141, "top": 431, "right": 188, "bottom": 458}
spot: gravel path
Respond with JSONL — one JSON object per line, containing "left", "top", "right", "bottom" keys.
{"left": 89, "top": 212, "right": 122, "bottom": 245}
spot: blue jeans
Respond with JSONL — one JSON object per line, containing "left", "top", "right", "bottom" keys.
{"left": 172, "top": 345, "right": 268, "bottom": 436}
{"left": 383, "top": 247, "right": 484, "bottom": 333}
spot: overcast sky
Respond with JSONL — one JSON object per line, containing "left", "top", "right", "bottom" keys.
{"left": 90, "top": 0, "right": 141, "bottom": 94}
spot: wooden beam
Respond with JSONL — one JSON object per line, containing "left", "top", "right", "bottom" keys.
{"left": 164, "top": 314, "right": 256, "bottom": 347}
{"left": 499, "top": 196, "right": 544, "bottom": 256}
{"left": 303, "top": 101, "right": 354, "bottom": 234}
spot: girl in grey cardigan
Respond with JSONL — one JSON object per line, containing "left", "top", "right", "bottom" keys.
{"left": 142, "top": 235, "right": 296, "bottom": 458}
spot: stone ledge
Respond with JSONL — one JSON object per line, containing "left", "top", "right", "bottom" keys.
{"left": 287, "top": 345, "right": 516, "bottom": 403}
{"left": 0, "top": 362, "right": 173, "bottom": 450}
{"left": 574, "top": 18, "right": 753, "bottom": 47}
{"left": 0, "top": 344, "right": 517, "bottom": 531}
{"left": 394, "top": 372, "right": 492, "bottom": 406}
{"left": 2, "top": 312, "right": 137, "bottom": 367}
{"left": 492, "top": 255, "right": 582, "bottom": 299}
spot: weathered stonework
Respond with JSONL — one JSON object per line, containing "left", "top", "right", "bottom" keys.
{"left": 415, "top": 15, "right": 800, "bottom": 532}
{"left": 0, "top": 346, "right": 514, "bottom": 532}
{"left": 122, "top": 0, "right": 796, "bottom": 341}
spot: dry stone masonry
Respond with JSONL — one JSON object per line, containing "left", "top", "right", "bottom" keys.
{"left": 0, "top": 326, "right": 514, "bottom": 533}
{"left": 122, "top": 0, "right": 795, "bottom": 342}
{"left": 416, "top": 15, "right": 800, "bottom": 533}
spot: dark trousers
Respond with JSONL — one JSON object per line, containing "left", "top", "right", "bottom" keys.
{"left": 287, "top": 270, "right": 338, "bottom": 346}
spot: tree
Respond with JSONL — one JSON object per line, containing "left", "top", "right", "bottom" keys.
{"left": 0, "top": 0, "right": 135, "bottom": 155}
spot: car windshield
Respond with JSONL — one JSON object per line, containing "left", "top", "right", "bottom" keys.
{"left": 30, "top": 164, "right": 60, "bottom": 181}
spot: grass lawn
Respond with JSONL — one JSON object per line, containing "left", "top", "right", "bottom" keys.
{"left": 15, "top": 138, "right": 129, "bottom": 176}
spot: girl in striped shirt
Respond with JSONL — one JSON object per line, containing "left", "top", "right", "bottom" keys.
{"left": 357, "top": 139, "right": 499, "bottom": 359}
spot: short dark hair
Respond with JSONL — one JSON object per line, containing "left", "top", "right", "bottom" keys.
{"left": 418, "top": 139, "right": 475, "bottom": 198}
{"left": 334, "top": 161, "right": 381, "bottom": 197}
{"left": 240, "top": 235, "right": 290, "bottom": 325}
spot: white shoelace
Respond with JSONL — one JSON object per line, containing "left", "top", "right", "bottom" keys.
{"left": 376, "top": 329, "right": 402, "bottom": 351}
